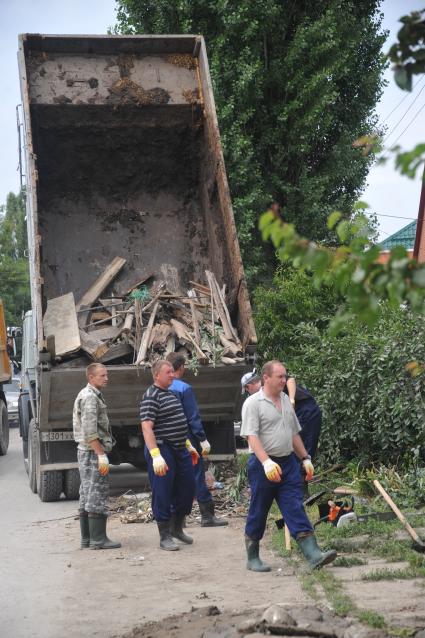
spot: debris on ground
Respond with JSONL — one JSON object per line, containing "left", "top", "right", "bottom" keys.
{"left": 108, "top": 470, "right": 251, "bottom": 525}
{"left": 114, "top": 603, "right": 388, "bottom": 638}
{"left": 42, "top": 257, "right": 246, "bottom": 368}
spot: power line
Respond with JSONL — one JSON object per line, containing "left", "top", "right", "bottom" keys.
{"left": 382, "top": 82, "right": 425, "bottom": 146}
{"left": 373, "top": 213, "right": 417, "bottom": 220}
{"left": 389, "top": 100, "right": 425, "bottom": 148}
{"left": 380, "top": 76, "right": 425, "bottom": 126}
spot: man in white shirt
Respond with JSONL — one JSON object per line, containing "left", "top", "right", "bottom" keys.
{"left": 241, "top": 360, "right": 336, "bottom": 572}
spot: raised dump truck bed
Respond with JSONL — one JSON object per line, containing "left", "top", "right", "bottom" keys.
{"left": 18, "top": 34, "right": 256, "bottom": 501}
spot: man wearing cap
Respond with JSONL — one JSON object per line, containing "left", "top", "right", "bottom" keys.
{"left": 241, "top": 360, "right": 336, "bottom": 572}
{"left": 241, "top": 369, "right": 261, "bottom": 396}
{"left": 166, "top": 352, "right": 228, "bottom": 527}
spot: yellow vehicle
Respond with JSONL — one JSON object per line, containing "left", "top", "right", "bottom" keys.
{"left": 0, "top": 299, "right": 11, "bottom": 455}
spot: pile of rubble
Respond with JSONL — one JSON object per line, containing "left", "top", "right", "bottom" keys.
{"left": 42, "top": 256, "right": 245, "bottom": 367}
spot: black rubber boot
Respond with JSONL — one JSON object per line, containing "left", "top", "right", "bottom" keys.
{"left": 157, "top": 521, "right": 179, "bottom": 551}
{"left": 296, "top": 533, "right": 337, "bottom": 570}
{"left": 199, "top": 500, "right": 228, "bottom": 527}
{"left": 245, "top": 536, "right": 271, "bottom": 572}
{"left": 79, "top": 510, "right": 90, "bottom": 549}
{"left": 170, "top": 513, "right": 193, "bottom": 544}
{"left": 88, "top": 513, "right": 121, "bottom": 550}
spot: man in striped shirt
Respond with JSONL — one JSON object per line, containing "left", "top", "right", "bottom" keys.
{"left": 140, "top": 359, "right": 199, "bottom": 551}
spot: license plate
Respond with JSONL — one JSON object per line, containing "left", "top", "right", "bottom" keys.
{"left": 41, "top": 431, "right": 74, "bottom": 442}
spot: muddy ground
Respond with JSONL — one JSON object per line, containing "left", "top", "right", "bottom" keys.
{"left": 2, "top": 429, "right": 425, "bottom": 638}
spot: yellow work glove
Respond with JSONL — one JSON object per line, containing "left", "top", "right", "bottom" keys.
{"left": 263, "top": 458, "right": 282, "bottom": 482}
{"left": 186, "top": 439, "right": 200, "bottom": 465}
{"left": 97, "top": 454, "right": 110, "bottom": 476}
{"left": 150, "top": 447, "right": 168, "bottom": 476}
{"left": 302, "top": 457, "right": 314, "bottom": 481}
{"left": 200, "top": 439, "right": 211, "bottom": 457}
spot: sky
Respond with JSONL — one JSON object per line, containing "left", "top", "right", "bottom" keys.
{"left": 0, "top": 0, "right": 423, "bottom": 243}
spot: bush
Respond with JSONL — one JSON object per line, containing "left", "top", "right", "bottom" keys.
{"left": 254, "top": 269, "right": 425, "bottom": 466}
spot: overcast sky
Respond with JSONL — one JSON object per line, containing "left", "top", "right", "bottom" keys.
{"left": 0, "top": 0, "right": 423, "bottom": 242}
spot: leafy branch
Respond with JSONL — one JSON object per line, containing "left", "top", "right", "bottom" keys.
{"left": 259, "top": 204, "right": 425, "bottom": 331}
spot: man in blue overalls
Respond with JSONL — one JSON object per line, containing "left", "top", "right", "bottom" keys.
{"left": 241, "top": 360, "right": 337, "bottom": 572}
{"left": 167, "top": 352, "right": 228, "bottom": 527}
{"left": 140, "top": 359, "right": 199, "bottom": 551}
{"left": 285, "top": 381, "right": 321, "bottom": 460}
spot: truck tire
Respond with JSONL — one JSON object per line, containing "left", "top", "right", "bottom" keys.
{"left": 63, "top": 469, "right": 80, "bottom": 500}
{"left": 0, "top": 400, "right": 10, "bottom": 456}
{"left": 38, "top": 470, "right": 63, "bottom": 502}
{"left": 28, "top": 418, "right": 38, "bottom": 493}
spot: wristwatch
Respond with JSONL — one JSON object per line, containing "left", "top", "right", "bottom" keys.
{"left": 302, "top": 454, "right": 311, "bottom": 461}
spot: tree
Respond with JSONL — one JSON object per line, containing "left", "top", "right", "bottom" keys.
{"left": 0, "top": 191, "right": 30, "bottom": 326}
{"left": 114, "top": 0, "right": 387, "bottom": 284}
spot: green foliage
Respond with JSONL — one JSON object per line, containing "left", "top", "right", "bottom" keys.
{"left": 254, "top": 265, "right": 425, "bottom": 468}
{"left": 254, "top": 265, "right": 342, "bottom": 364}
{"left": 0, "top": 191, "right": 30, "bottom": 326}
{"left": 114, "top": 0, "right": 387, "bottom": 285}
{"left": 260, "top": 208, "right": 425, "bottom": 329}
{"left": 387, "top": 9, "right": 425, "bottom": 91}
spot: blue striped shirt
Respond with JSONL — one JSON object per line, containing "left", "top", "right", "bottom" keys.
{"left": 140, "top": 384, "right": 189, "bottom": 449}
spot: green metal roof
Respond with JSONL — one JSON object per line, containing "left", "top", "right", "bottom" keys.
{"left": 379, "top": 220, "right": 417, "bottom": 250}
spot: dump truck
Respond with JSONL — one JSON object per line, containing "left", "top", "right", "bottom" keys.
{"left": 0, "top": 300, "right": 11, "bottom": 456}
{"left": 17, "top": 34, "right": 257, "bottom": 502}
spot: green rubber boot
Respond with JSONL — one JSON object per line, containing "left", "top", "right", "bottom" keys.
{"left": 157, "top": 521, "right": 179, "bottom": 551}
{"left": 245, "top": 536, "right": 271, "bottom": 572}
{"left": 79, "top": 510, "right": 90, "bottom": 549}
{"left": 297, "top": 533, "right": 337, "bottom": 570}
{"left": 88, "top": 514, "right": 121, "bottom": 550}
{"left": 170, "top": 513, "right": 193, "bottom": 544}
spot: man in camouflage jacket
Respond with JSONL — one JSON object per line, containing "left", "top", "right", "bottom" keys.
{"left": 73, "top": 363, "right": 121, "bottom": 550}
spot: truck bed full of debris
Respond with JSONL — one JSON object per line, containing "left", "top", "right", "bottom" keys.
{"left": 42, "top": 256, "right": 246, "bottom": 368}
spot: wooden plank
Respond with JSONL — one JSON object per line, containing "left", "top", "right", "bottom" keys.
{"left": 136, "top": 301, "right": 160, "bottom": 365}
{"left": 189, "top": 299, "right": 201, "bottom": 346}
{"left": 122, "top": 306, "right": 135, "bottom": 334}
{"left": 98, "top": 342, "right": 133, "bottom": 363}
{"left": 76, "top": 256, "right": 126, "bottom": 311}
{"left": 170, "top": 319, "right": 208, "bottom": 364}
{"left": 79, "top": 330, "right": 109, "bottom": 360}
{"left": 149, "top": 322, "right": 172, "bottom": 349}
{"left": 219, "top": 333, "right": 243, "bottom": 357}
{"left": 43, "top": 292, "right": 81, "bottom": 357}
{"left": 89, "top": 325, "right": 122, "bottom": 341}
{"left": 205, "top": 270, "right": 234, "bottom": 341}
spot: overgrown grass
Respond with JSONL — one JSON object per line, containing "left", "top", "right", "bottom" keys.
{"left": 362, "top": 565, "right": 425, "bottom": 581}
{"left": 333, "top": 556, "right": 367, "bottom": 567}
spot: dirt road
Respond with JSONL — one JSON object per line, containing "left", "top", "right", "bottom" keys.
{"left": 1, "top": 429, "right": 307, "bottom": 638}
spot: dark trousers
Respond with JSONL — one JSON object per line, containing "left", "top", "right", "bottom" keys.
{"left": 144, "top": 443, "right": 195, "bottom": 522}
{"left": 296, "top": 403, "right": 322, "bottom": 460}
{"left": 189, "top": 435, "right": 212, "bottom": 503}
{"left": 245, "top": 452, "right": 313, "bottom": 541}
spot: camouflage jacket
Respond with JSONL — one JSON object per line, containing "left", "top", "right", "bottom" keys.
{"left": 72, "top": 383, "right": 113, "bottom": 452}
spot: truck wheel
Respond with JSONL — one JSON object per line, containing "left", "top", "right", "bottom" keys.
{"left": 28, "top": 418, "right": 38, "bottom": 493}
{"left": 63, "top": 469, "right": 80, "bottom": 500}
{"left": 38, "top": 470, "right": 63, "bottom": 502}
{"left": 0, "top": 400, "right": 10, "bottom": 456}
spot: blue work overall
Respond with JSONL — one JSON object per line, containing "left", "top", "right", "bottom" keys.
{"left": 245, "top": 452, "right": 313, "bottom": 540}
{"left": 144, "top": 442, "right": 195, "bottom": 522}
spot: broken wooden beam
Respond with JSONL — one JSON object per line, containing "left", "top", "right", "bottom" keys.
{"left": 136, "top": 301, "right": 160, "bottom": 365}
{"left": 79, "top": 330, "right": 110, "bottom": 360}
{"left": 76, "top": 256, "right": 126, "bottom": 311}
{"left": 98, "top": 342, "right": 133, "bottom": 363}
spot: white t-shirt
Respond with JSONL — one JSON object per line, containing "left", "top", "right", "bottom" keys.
{"left": 241, "top": 388, "right": 301, "bottom": 457}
